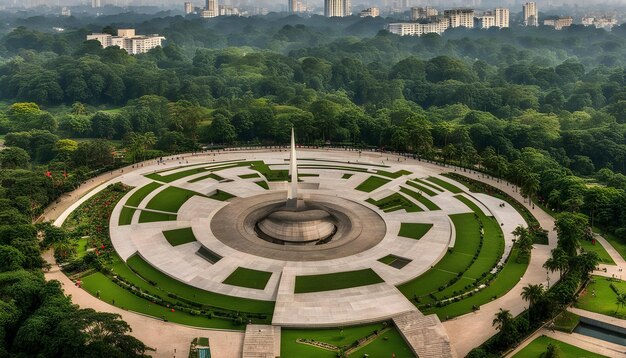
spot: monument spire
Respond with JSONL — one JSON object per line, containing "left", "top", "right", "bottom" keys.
{"left": 288, "top": 127, "right": 298, "bottom": 203}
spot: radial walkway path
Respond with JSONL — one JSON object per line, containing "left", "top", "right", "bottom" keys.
{"left": 393, "top": 311, "right": 457, "bottom": 358}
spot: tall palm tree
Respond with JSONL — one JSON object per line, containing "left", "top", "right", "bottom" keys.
{"left": 492, "top": 308, "right": 513, "bottom": 332}
{"left": 521, "top": 284, "right": 544, "bottom": 322}
{"left": 616, "top": 293, "right": 626, "bottom": 314}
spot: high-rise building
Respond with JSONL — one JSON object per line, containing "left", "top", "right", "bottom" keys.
{"left": 91, "top": 0, "right": 101, "bottom": 8}
{"left": 324, "top": 0, "right": 347, "bottom": 17}
{"left": 344, "top": 0, "right": 350, "bottom": 17}
{"left": 86, "top": 29, "right": 165, "bottom": 55}
{"left": 288, "top": 0, "right": 297, "bottom": 13}
{"left": 184, "top": 2, "right": 193, "bottom": 14}
{"left": 444, "top": 9, "right": 475, "bottom": 28}
{"left": 474, "top": 14, "right": 495, "bottom": 28}
{"left": 387, "top": 19, "right": 449, "bottom": 36}
{"left": 201, "top": 0, "right": 217, "bottom": 17}
{"left": 494, "top": 8, "right": 509, "bottom": 28}
{"left": 410, "top": 6, "right": 437, "bottom": 21}
{"left": 523, "top": 2, "right": 538, "bottom": 26}
{"left": 359, "top": 7, "right": 379, "bottom": 17}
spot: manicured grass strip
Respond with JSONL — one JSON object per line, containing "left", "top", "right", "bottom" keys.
{"left": 342, "top": 173, "right": 353, "bottom": 179}
{"left": 146, "top": 167, "right": 209, "bottom": 183}
{"left": 209, "top": 189, "right": 235, "bottom": 201}
{"left": 222, "top": 267, "right": 273, "bottom": 290}
{"left": 255, "top": 181, "right": 269, "bottom": 190}
{"left": 398, "top": 223, "right": 433, "bottom": 240}
{"left": 400, "top": 186, "right": 441, "bottom": 210}
{"left": 398, "top": 269, "right": 458, "bottom": 298}
{"left": 414, "top": 178, "right": 444, "bottom": 192}
{"left": 351, "top": 327, "right": 414, "bottom": 358}
{"left": 423, "top": 247, "right": 529, "bottom": 319}
{"left": 126, "top": 254, "right": 274, "bottom": 314}
{"left": 378, "top": 255, "right": 411, "bottom": 269}
{"left": 576, "top": 276, "right": 626, "bottom": 318}
{"left": 81, "top": 272, "right": 237, "bottom": 329}
{"left": 238, "top": 173, "right": 260, "bottom": 179}
{"left": 163, "top": 227, "right": 197, "bottom": 246}
{"left": 426, "top": 176, "right": 463, "bottom": 193}
{"left": 188, "top": 172, "right": 224, "bottom": 183}
{"left": 118, "top": 207, "right": 136, "bottom": 225}
{"left": 75, "top": 237, "right": 89, "bottom": 257}
{"left": 145, "top": 186, "right": 205, "bottom": 213}
{"left": 454, "top": 195, "right": 490, "bottom": 216}
{"left": 281, "top": 323, "right": 385, "bottom": 358}
{"left": 580, "top": 239, "right": 615, "bottom": 265}
{"left": 594, "top": 228, "right": 626, "bottom": 262}
{"left": 375, "top": 169, "right": 412, "bottom": 179}
{"left": 512, "top": 335, "right": 606, "bottom": 358}
{"left": 138, "top": 211, "right": 177, "bottom": 223}
{"left": 553, "top": 311, "right": 580, "bottom": 333}
{"left": 250, "top": 161, "right": 289, "bottom": 181}
{"left": 299, "top": 173, "right": 319, "bottom": 178}
{"left": 378, "top": 255, "right": 397, "bottom": 265}
{"left": 405, "top": 180, "right": 437, "bottom": 196}
{"left": 294, "top": 269, "right": 384, "bottom": 293}
{"left": 125, "top": 182, "right": 162, "bottom": 207}
{"left": 355, "top": 176, "right": 391, "bottom": 192}
{"left": 366, "top": 193, "right": 421, "bottom": 213}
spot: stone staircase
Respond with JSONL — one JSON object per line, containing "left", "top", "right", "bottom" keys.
{"left": 242, "top": 324, "right": 281, "bottom": 358}
{"left": 393, "top": 311, "right": 457, "bottom": 358}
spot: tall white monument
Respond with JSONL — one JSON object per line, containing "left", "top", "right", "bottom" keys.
{"left": 287, "top": 127, "right": 300, "bottom": 208}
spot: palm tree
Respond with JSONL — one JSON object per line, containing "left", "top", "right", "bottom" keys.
{"left": 616, "top": 293, "right": 626, "bottom": 314}
{"left": 521, "top": 284, "right": 544, "bottom": 322}
{"left": 544, "top": 247, "right": 569, "bottom": 278}
{"left": 492, "top": 308, "right": 513, "bottom": 332}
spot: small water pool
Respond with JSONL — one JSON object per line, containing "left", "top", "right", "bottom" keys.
{"left": 574, "top": 321, "right": 626, "bottom": 347}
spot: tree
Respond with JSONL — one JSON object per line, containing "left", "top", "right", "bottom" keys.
{"left": 544, "top": 247, "right": 569, "bottom": 278}
{"left": 616, "top": 293, "right": 626, "bottom": 314}
{"left": 0, "top": 147, "right": 30, "bottom": 169}
{"left": 0, "top": 245, "right": 26, "bottom": 272}
{"left": 492, "top": 308, "right": 513, "bottom": 332}
{"left": 554, "top": 212, "right": 591, "bottom": 257}
{"left": 521, "top": 284, "right": 544, "bottom": 321}
{"left": 544, "top": 343, "right": 562, "bottom": 358}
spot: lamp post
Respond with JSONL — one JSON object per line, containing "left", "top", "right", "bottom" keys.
{"left": 547, "top": 270, "right": 551, "bottom": 289}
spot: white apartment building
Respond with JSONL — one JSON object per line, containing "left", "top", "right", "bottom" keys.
{"left": 495, "top": 8, "right": 509, "bottom": 28}
{"left": 288, "top": 0, "right": 297, "bottom": 13}
{"left": 387, "top": 19, "right": 449, "bottom": 36}
{"left": 91, "top": 0, "right": 101, "bottom": 8}
{"left": 523, "top": 2, "right": 538, "bottom": 26}
{"left": 359, "top": 7, "right": 379, "bottom": 17}
{"left": 544, "top": 16, "right": 573, "bottom": 30}
{"left": 410, "top": 6, "right": 438, "bottom": 21}
{"left": 184, "top": 2, "right": 193, "bottom": 14}
{"left": 444, "top": 9, "right": 475, "bottom": 28}
{"left": 201, "top": 0, "right": 217, "bottom": 17}
{"left": 324, "top": 0, "right": 348, "bottom": 17}
{"left": 474, "top": 14, "right": 495, "bottom": 29}
{"left": 86, "top": 29, "right": 165, "bottom": 55}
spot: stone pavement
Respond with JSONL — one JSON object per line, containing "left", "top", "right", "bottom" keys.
{"left": 242, "top": 325, "right": 281, "bottom": 358}
{"left": 505, "top": 328, "right": 626, "bottom": 357}
{"left": 393, "top": 311, "right": 457, "bottom": 358}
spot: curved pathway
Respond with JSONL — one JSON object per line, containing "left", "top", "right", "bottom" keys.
{"left": 40, "top": 149, "right": 564, "bottom": 357}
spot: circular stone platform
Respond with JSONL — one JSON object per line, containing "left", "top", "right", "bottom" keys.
{"left": 210, "top": 192, "right": 387, "bottom": 261}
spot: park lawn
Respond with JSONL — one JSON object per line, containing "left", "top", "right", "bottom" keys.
{"left": 125, "top": 254, "right": 274, "bottom": 314}
{"left": 375, "top": 169, "right": 412, "bottom": 179}
{"left": 553, "top": 311, "right": 580, "bottom": 333}
{"left": 146, "top": 167, "right": 209, "bottom": 183}
{"left": 294, "top": 269, "right": 384, "bottom": 294}
{"left": 398, "top": 269, "right": 458, "bottom": 298}
{"left": 188, "top": 172, "right": 224, "bottom": 183}
{"left": 118, "top": 207, "right": 136, "bottom": 225}
{"left": 454, "top": 195, "right": 489, "bottom": 216}
{"left": 75, "top": 237, "right": 89, "bottom": 257}
{"left": 426, "top": 177, "right": 463, "bottom": 193}
{"left": 341, "top": 173, "right": 353, "bottom": 179}
{"left": 125, "top": 182, "right": 162, "bottom": 207}
{"left": 350, "top": 327, "right": 415, "bottom": 358}
{"left": 576, "top": 276, "right": 626, "bottom": 317}
{"left": 138, "top": 210, "right": 177, "bottom": 223}
{"left": 222, "top": 267, "right": 273, "bottom": 290}
{"left": 449, "top": 213, "right": 482, "bottom": 256}
{"left": 400, "top": 186, "right": 441, "bottom": 210}
{"left": 355, "top": 176, "right": 391, "bottom": 192}
{"left": 209, "top": 189, "right": 235, "bottom": 201}
{"left": 145, "top": 186, "right": 205, "bottom": 212}
{"left": 163, "top": 228, "right": 197, "bottom": 246}
{"left": 80, "top": 272, "right": 238, "bottom": 329}
{"left": 238, "top": 173, "right": 260, "bottom": 179}
{"left": 463, "top": 217, "right": 504, "bottom": 280}
{"left": 378, "top": 255, "right": 397, "bottom": 265}
{"left": 281, "top": 323, "right": 385, "bottom": 358}
{"left": 398, "top": 223, "right": 433, "bottom": 240}
{"left": 594, "top": 229, "right": 626, "bottom": 261}
{"left": 255, "top": 181, "right": 269, "bottom": 189}
{"left": 414, "top": 178, "right": 444, "bottom": 192}
{"left": 423, "top": 247, "right": 529, "bottom": 319}
{"left": 405, "top": 180, "right": 438, "bottom": 196}
{"left": 366, "top": 193, "right": 421, "bottom": 213}
{"left": 250, "top": 161, "right": 289, "bottom": 181}
{"left": 512, "top": 335, "right": 606, "bottom": 358}
{"left": 580, "top": 239, "right": 615, "bottom": 265}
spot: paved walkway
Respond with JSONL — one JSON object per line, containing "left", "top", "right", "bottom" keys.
{"left": 569, "top": 307, "right": 626, "bottom": 330}
{"left": 505, "top": 328, "right": 626, "bottom": 357}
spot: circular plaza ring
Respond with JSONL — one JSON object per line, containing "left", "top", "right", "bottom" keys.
{"left": 210, "top": 191, "right": 387, "bottom": 261}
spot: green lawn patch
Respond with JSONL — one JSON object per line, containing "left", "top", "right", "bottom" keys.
{"left": 426, "top": 177, "right": 463, "bottom": 193}
{"left": 355, "top": 176, "right": 391, "bottom": 192}
{"left": 188, "top": 172, "right": 224, "bottom": 183}
{"left": 593, "top": 228, "right": 626, "bottom": 261}
{"left": 341, "top": 173, "right": 353, "bottom": 179}
{"left": 375, "top": 169, "right": 412, "bottom": 179}
{"left": 350, "top": 327, "right": 414, "bottom": 358}
{"left": 366, "top": 193, "right": 421, "bottom": 213}
{"left": 454, "top": 195, "right": 489, "bottom": 216}
{"left": 125, "top": 182, "right": 162, "bottom": 207}
{"left": 146, "top": 167, "right": 209, "bottom": 183}
{"left": 145, "top": 186, "right": 205, "bottom": 213}
{"left": 222, "top": 267, "right": 273, "bottom": 290}
{"left": 281, "top": 323, "right": 386, "bottom": 358}
{"left": 75, "top": 237, "right": 89, "bottom": 257}
{"left": 118, "top": 207, "right": 136, "bottom": 225}
{"left": 512, "top": 335, "right": 606, "bottom": 358}
{"left": 294, "top": 269, "right": 384, "bottom": 293}
{"left": 250, "top": 161, "right": 289, "bottom": 181}
{"left": 553, "top": 311, "right": 580, "bottom": 333}
{"left": 414, "top": 178, "right": 444, "bottom": 192}
{"left": 580, "top": 239, "right": 615, "bottom": 265}
{"left": 400, "top": 186, "right": 441, "bottom": 210}
{"left": 163, "top": 228, "right": 197, "bottom": 246}
{"left": 255, "top": 181, "right": 269, "bottom": 189}
{"left": 81, "top": 272, "right": 237, "bottom": 329}
{"left": 576, "top": 276, "right": 626, "bottom": 318}
{"left": 125, "top": 254, "right": 274, "bottom": 314}
{"left": 378, "top": 255, "right": 412, "bottom": 269}
{"left": 405, "top": 180, "right": 437, "bottom": 196}
{"left": 398, "top": 223, "right": 433, "bottom": 240}
{"left": 209, "top": 189, "right": 235, "bottom": 201}
{"left": 238, "top": 173, "right": 260, "bottom": 179}
{"left": 138, "top": 211, "right": 177, "bottom": 223}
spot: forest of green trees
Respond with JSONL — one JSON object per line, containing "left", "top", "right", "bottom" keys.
{"left": 0, "top": 12, "right": 625, "bottom": 356}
